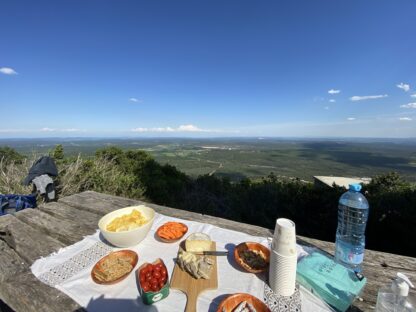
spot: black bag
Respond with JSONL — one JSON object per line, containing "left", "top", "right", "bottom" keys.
{"left": 23, "top": 156, "right": 58, "bottom": 185}
{"left": 0, "top": 194, "right": 37, "bottom": 216}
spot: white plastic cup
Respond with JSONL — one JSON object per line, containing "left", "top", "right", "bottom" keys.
{"left": 269, "top": 249, "right": 297, "bottom": 296}
{"left": 273, "top": 218, "right": 296, "bottom": 257}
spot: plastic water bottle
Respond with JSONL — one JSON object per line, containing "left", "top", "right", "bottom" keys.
{"left": 335, "top": 183, "right": 369, "bottom": 272}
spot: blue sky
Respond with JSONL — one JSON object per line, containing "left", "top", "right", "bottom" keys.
{"left": 1, "top": 0, "right": 415, "bottom": 138}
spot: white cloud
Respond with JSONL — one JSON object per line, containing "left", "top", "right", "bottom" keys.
{"left": 130, "top": 128, "right": 146, "bottom": 132}
{"left": 397, "top": 82, "right": 410, "bottom": 92}
{"left": 177, "top": 124, "right": 205, "bottom": 132}
{"left": 40, "top": 127, "right": 55, "bottom": 132}
{"left": 350, "top": 94, "right": 388, "bottom": 101}
{"left": 131, "top": 124, "right": 211, "bottom": 133}
{"left": 399, "top": 117, "right": 412, "bottom": 121}
{"left": 129, "top": 97, "right": 143, "bottom": 103}
{"left": 400, "top": 103, "right": 416, "bottom": 109}
{"left": 62, "top": 128, "right": 81, "bottom": 132}
{"left": 329, "top": 99, "right": 336, "bottom": 103}
{"left": 0, "top": 67, "right": 18, "bottom": 75}
{"left": 39, "top": 127, "right": 83, "bottom": 132}
{"left": 347, "top": 117, "right": 356, "bottom": 121}
{"left": 131, "top": 127, "right": 177, "bottom": 133}
{"left": 328, "top": 89, "right": 340, "bottom": 95}
{"left": 411, "top": 94, "right": 416, "bottom": 98}
{"left": 324, "top": 106, "right": 330, "bottom": 110}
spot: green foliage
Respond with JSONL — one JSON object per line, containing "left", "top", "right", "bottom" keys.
{"left": 0, "top": 146, "right": 25, "bottom": 164}
{"left": 2, "top": 144, "right": 415, "bottom": 257}
{"left": 55, "top": 155, "right": 145, "bottom": 199}
{"left": 362, "top": 173, "right": 416, "bottom": 257}
{"left": 95, "top": 147, "right": 124, "bottom": 164}
{"left": 96, "top": 147, "right": 152, "bottom": 174}
{"left": 51, "top": 144, "right": 64, "bottom": 160}
{"left": 141, "top": 160, "right": 190, "bottom": 207}
{"left": 366, "top": 172, "right": 409, "bottom": 192}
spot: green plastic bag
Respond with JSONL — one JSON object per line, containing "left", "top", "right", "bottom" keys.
{"left": 296, "top": 251, "right": 366, "bottom": 312}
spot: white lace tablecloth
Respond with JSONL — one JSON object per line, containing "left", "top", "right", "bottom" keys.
{"left": 31, "top": 213, "right": 333, "bottom": 311}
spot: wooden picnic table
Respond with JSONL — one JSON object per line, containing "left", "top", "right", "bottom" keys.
{"left": 0, "top": 191, "right": 415, "bottom": 312}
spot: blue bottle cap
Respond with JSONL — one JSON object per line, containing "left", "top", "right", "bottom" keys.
{"left": 349, "top": 183, "right": 362, "bottom": 192}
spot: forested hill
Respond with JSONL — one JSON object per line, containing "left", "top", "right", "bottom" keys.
{"left": 1, "top": 145, "right": 416, "bottom": 258}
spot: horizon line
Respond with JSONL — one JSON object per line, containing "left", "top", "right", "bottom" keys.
{"left": 1, "top": 136, "right": 416, "bottom": 140}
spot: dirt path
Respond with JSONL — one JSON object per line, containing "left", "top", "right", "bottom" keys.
{"left": 208, "top": 160, "right": 223, "bottom": 176}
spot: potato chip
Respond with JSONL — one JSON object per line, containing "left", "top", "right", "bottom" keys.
{"left": 106, "top": 209, "right": 148, "bottom": 232}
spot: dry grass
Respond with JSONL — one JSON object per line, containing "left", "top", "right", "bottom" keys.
{"left": 0, "top": 157, "right": 33, "bottom": 194}
{"left": 0, "top": 155, "right": 144, "bottom": 200}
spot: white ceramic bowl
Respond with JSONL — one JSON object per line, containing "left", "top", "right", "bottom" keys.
{"left": 98, "top": 205, "right": 155, "bottom": 247}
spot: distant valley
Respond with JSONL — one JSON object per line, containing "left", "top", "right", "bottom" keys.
{"left": 1, "top": 137, "right": 416, "bottom": 182}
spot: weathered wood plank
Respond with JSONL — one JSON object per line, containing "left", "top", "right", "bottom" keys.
{"left": 0, "top": 214, "right": 64, "bottom": 264}
{"left": 58, "top": 191, "right": 138, "bottom": 216}
{"left": 0, "top": 240, "right": 27, "bottom": 282}
{"left": 38, "top": 202, "right": 101, "bottom": 231}
{"left": 0, "top": 271, "right": 83, "bottom": 312}
{"left": 60, "top": 191, "right": 276, "bottom": 236}
{"left": 14, "top": 208, "right": 97, "bottom": 246}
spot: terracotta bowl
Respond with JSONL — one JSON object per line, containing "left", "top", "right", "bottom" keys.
{"left": 91, "top": 250, "right": 138, "bottom": 285}
{"left": 234, "top": 242, "right": 270, "bottom": 273}
{"left": 156, "top": 222, "right": 188, "bottom": 243}
{"left": 217, "top": 293, "right": 271, "bottom": 312}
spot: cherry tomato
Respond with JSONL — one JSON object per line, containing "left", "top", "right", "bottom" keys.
{"left": 150, "top": 278, "right": 158, "bottom": 285}
{"left": 159, "top": 281, "right": 165, "bottom": 288}
{"left": 160, "top": 268, "right": 167, "bottom": 276}
{"left": 160, "top": 275, "right": 167, "bottom": 283}
{"left": 145, "top": 271, "right": 152, "bottom": 278}
{"left": 151, "top": 284, "right": 159, "bottom": 292}
{"left": 146, "top": 275, "right": 153, "bottom": 282}
{"left": 153, "top": 271, "right": 161, "bottom": 279}
{"left": 142, "top": 282, "right": 150, "bottom": 292}
{"left": 147, "top": 264, "right": 154, "bottom": 272}
{"left": 139, "top": 275, "right": 146, "bottom": 283}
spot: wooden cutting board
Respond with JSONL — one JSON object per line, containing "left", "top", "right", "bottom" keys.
{"left": 170, "top": 242, "right": 218, "bottom": 312}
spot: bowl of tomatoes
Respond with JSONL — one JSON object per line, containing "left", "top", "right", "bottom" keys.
{"left": 137, "top": 259, "right": 170, "bottom": 305}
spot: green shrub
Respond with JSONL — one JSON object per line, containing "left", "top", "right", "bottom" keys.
{"left": 56, "top": 155, "right": 145, "bottom": 199}
{"left": 51, "top": 144, "right": 64, "bottom": 160}
{"left": 0, "top": 146, "right": 25, "bottom": 164}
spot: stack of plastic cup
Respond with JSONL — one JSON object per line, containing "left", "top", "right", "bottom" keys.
{"left": 269, "top": 218, "right": 297, "bottom": 297}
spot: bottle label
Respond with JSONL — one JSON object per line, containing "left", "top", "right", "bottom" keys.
{"left": 335, "top": 240, "right": 364, "bottom": 265}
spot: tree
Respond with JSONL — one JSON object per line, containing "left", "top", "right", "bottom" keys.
{"left": 95, "top": 147, "right": 124, "bottom": 164}
{"left": 52, "top": 144, "right": 64, "bottom": 160}
{"left": 0, "top": 146, "right": 25, "bottom": 164}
